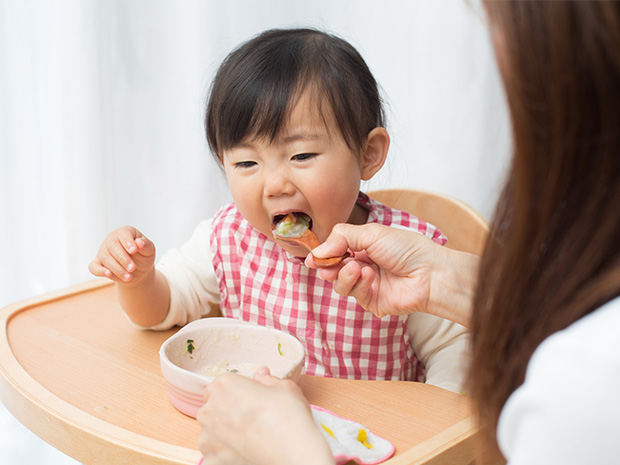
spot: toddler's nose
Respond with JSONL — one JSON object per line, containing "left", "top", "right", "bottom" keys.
{"left": 263, "top": 170, "right": 296, "bottom": 197}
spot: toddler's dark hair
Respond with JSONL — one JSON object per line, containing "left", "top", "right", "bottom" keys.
{"left": 205, "top": 28, "right": 385, "bottom": 163}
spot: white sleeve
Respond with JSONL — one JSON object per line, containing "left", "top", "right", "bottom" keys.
{"left": 497, "top": 299, "right": 620, "bottom": 465}
{"left": 407, "top": 313, "right": 470, "bottom": 394}
{"left": 134, "top": 219, "right": 221, "bottom": 331}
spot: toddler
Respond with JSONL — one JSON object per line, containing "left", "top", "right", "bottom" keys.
{"left": 90, "top": 28, "right": 469, "bottom": 392}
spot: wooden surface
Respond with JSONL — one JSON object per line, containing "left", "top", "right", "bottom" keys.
{"left": 0, "top": 280, "right": 478, "bottom": 465}
{"left": 368, "top": 189, "right": 489, "bottom": 256}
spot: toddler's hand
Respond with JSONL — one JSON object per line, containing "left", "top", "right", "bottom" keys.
{"left": 89, "top": 226, "right": 156, "bottom": 286}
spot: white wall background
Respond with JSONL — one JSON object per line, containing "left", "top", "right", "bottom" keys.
{"left": 0, "top": 0, "right": 510, "bottom": 463}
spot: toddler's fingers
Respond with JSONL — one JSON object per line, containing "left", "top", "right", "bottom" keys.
{"left": 104, "top": 235, "right": 138, "bottom": 273}
{"left": 88, "top": 259, "right": 112, "bottom": 278}
{"left": 98, "top": 249, "right": 134, "bottom": 282}
{"left": 117, "top": 227, "right": 143, "bottom": 255}
{"left": 135, "top": 235, "right": 156, "bottom": 258}
{"left": 89, "top": 258, "right": 132, "bottom": 284}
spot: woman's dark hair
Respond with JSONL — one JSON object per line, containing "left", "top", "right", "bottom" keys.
{"left": 471, "top": 2, "right": 620, "bottom": 463}
{"left": 205, "top": 28, "right": 385, "bottom": 163}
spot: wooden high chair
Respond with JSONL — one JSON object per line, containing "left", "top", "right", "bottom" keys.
{"left": 0, "top": 188, "right": 485, "bottom": 465}
{"left": 368, "top": 188, "right": 489, "bottom": 256}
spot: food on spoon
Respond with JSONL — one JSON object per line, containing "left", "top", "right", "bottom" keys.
{"left": 272, "top": 213, "right": 311, "bottom": 238}
{"left": 271, "top": 212, "right": 349, "bottom": 267}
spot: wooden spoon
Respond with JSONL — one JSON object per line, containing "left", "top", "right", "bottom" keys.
{"left": 271, "top": 215, "right": 350, "bottom": 268}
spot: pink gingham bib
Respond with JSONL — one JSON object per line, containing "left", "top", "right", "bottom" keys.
{"left": 210, "top": 193, "right": 447, "bottom": 380}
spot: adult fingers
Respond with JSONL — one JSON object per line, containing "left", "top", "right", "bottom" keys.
{"left": 327, "top": 260, "right": 363, "bottom": 295}
{"left": 202, "top": 372, "right": 245, "bottom": 403}
{"left": 251, "top": 366, "right": 298, "bottom": 389}
{"left": 252, "top": 365, "right": 272, "bottom": 379}
{"left": 329, "top": 261, "right": 384, "bottom": 317}
{"left": 311, "top": 223, "right": 388, "bottom": 259}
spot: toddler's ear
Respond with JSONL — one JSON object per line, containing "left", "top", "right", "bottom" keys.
{"left": 361, "top": 127, "right": 389, "bottom": 180}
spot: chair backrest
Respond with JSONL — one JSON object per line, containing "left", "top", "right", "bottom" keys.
{"left": 368, "top": 188, "right": 490, "bottom": 256}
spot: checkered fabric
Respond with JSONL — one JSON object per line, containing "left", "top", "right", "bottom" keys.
{"left": 210, "top": 192, "right": 447, "bottom": 380}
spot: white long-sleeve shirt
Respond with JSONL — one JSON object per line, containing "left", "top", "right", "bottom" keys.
{"left": 498, "top": 296, "right": 620, "bottom": 464}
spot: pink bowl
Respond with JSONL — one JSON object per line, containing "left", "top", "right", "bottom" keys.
{"left": 159, "top": 318, "right": 305, "bottom": 417}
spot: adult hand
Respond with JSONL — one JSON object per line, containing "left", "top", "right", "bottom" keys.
{"left": 197, "top": 367, "right": 334, "bottom": 465}
{"left": 306, "top": 223, "right": 478, "bottom": 327}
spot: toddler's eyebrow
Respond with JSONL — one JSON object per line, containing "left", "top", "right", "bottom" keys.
{"left": 282, "top": 131, "right": 325, "bottom": 143}
{"left": 234, "top": 132, "right": 324, "bottom": 148}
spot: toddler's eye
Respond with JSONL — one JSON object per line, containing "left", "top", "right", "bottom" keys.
{"left": 292, "top": 153, "right": 317, "bottom": 161}
{"left": 234, "top": 161, "right": 257, "bottom": 169}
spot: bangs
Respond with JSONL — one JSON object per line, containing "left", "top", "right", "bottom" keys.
{"left": 205, "top": 28, "right": 384, "bottom": 163}
{"left": 208, "top": 61, "right": 307, "bottom": 155}
{"left": 205, "top": 31, "right": 309, "bottom": 160}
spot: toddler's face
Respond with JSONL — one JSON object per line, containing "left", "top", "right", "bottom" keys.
{"left": 222, "top": 94, "right": 367, "bottom": 258}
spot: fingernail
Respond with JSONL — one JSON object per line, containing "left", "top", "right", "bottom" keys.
{"left": 253, "top": 365, "right": 270, "bottom": 378}
{"left": 124, "top": 273, "right": 131, "bottom": 281}
{"left": 312, "top": 243, "right": 327, "bottom": 256}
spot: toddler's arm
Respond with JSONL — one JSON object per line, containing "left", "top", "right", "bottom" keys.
{"left": 147, "top": 219, "right": 221, "bottom": 330}
{"left": 407, "top": 313, "right": 470, "bottom": 394}
{"left": 89, "top": 226, "right": 170, "bottom": 327}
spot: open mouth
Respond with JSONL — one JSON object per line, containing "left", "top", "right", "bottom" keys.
{"left": 271, "top": 212, "right": 313, "bottom": 237}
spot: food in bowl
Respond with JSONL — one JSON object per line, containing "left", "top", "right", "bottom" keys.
{"left": 159, "top": 318, "right": 305, "bottom": 417}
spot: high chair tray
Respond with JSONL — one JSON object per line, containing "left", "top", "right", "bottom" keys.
{"left": 0, "top": 280, "right": 477, "bottom": 465}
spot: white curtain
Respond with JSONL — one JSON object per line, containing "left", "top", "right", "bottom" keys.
{"left": 0, "top": 1, "right": 510, "bottom": 463}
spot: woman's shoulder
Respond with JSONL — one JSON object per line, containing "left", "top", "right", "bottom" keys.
{"left": 537, "top": 296, "right": 620, "bottom": 357}
{"left": 497, "top": 296, "right": 620, "bottom": 464}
